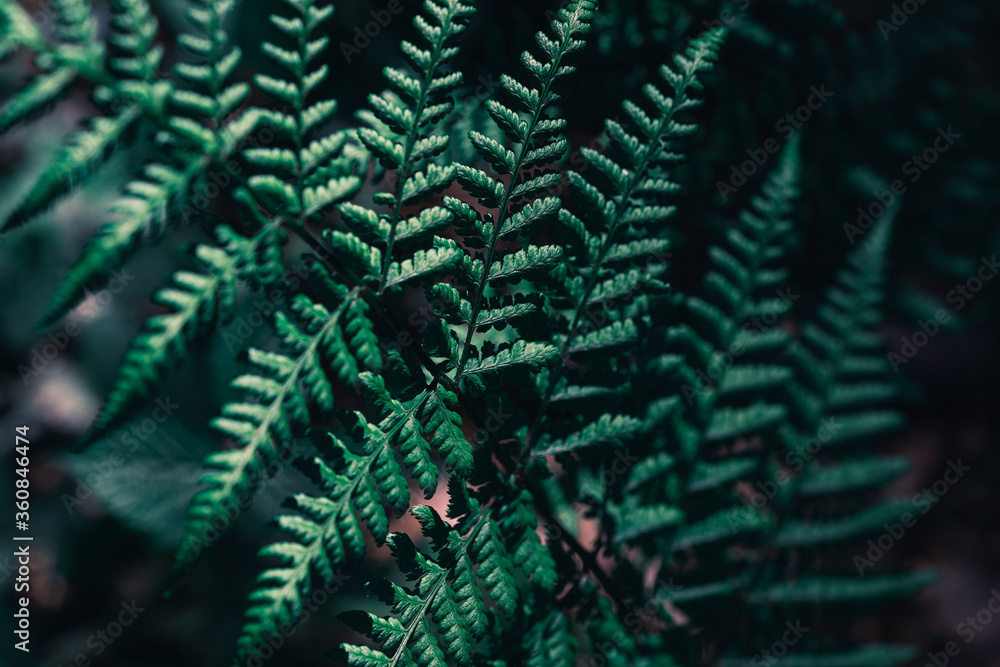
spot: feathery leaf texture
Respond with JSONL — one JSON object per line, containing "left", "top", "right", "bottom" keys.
{"left": 231, "top": 413, "right": 445, "bottom": 666}
{"left": 430, "top": 0, "right": 597, "bottom": 396}
{"left": 37, "top": 0, "right": 258, "bottom": 327}
{"left": 2, "top": 0, "right": 161, "bottom": 232}
{"left": 337, "top": 0, "right": 475, "bottom": 294}
{"left": 0, "top": 0, "right": 943, "bottom": 664}
{"left": 63, "top": 0, "right": 366, "bottom": 447}
{"left": 233, "top": 372, "right": 486, "bottom": 663}
{"left": 613, "top": 131, "right": 799, "bottom": 552}
{"left": 340, "top": 491, "right": 552, "bottom": 667}
{"left": 173, "top": 283, "right": 380, "bottom": 579}
{"left": 81, "top": 222, "right": 283, "bottom": 442}
{"left": 245, "top": 0, "right": 361, "bottom": 223}
{"left": 526, "top": 29, "right": 728, "bottom": 508}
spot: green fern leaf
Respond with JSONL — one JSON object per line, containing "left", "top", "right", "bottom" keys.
{"left": 340, "top": 504, "right": 517, "bottom": 667}
{"left": 173, "top": 286, "right": 378, "bottom": 577}
{"left": 749, "top": 571, "right": 938, "bottom": 604}
{"left": 80, "top": 223, "right": 278, "bottom": 441}
{"left": 3, "top": 106, "right": 143, "bottom": 232}
{"left": 0, "top": 67, "right": 77, "bottom": 134}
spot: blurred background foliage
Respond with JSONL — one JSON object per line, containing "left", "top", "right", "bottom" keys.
{"left": 1, "top": 0, "right": 999, "bottom": 664}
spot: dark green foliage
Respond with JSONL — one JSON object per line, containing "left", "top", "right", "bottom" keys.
{"left": 0, "top": 0, "right": 950, "bottom": 664}
{"left": 39, "top": 0, "right": 258, "bottom": 327}
{"left": 82, "top": 221, "right": 286, "bottom": 442}
{"left": 172, "top": 278, "right": 380, "bottom": 581}
{"left": 339, "top": 502, "right": 514, "bottom": 666}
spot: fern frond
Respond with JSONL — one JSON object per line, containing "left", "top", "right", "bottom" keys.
{"left": 227, "top": 325, "right": 508, "bottom": 662}
{"left": 333, "top": 0, "right": 474, "bottom": 294}
{"left": 0, "top": 0, "right": 47, "bottom": 52}
{"left": 0, "top": 0, "right": 956, "bottom": 664}
{"left": 575, "top": 139, "right": 805, "bottom": 656}
{"left": 173, "top": 285, "right": 379, "bottom": 578}
{"left": 612, "top": 135, "right": 801, "bottom": 554}
{"left": 749, "top": 571, "right": 938, "bottom": 604}
{"left": 3, "top": 103, "right": 142, "bottom": 233}
{"left": 0, "top": 0, "right": 100, "bottom": 134}
{"left": 245, "top": 0, "right": 361, "bottom": 224}
{"left": 80, "top": 221, "right": 282, "bottom": 443}
{"left": 1, "top": 0, "right": 163, "bottom": 233}
{"left": 41, "top": 0, "right": 257, "bottom": 326}
{"left": 340, "top": 501, "right": 523, "bottom": 667}
{"left": 52, "top": 0, "right": 98, "bottom": 44}
{"left": 170, "top": 0, "right": 249, "bottom": 143}
{"left": 424, "top": 0, "right": 597, "bottom": 396}
{"left": 236, "top": 406, "right": 479, "bottom": 666}
{"left": 231, "top": 423, "right": 404, "bottom": 666}
{"left": 107, "top": 0, "right": 163, "bottom": 82}
{"left": 797, "top": 456, "right": 910, "bottom": 496}
{"left": 359, "top": 373, "right": 475, "bottom": 484}
{"left": 710, "top": 215, "right": 932, "bottom": 663}
{"left": 41, "top": 158, "right": 210, "bottom": 327}
{"left": 493, "top": 485, "right": 558, "bottom": 590}
{"left": 527, "top": 28, "right": 727, "bottom": 475}
{"left": 0, "top": 66, "right": 78, "bottom": 135}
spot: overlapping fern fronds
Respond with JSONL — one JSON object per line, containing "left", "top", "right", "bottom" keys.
{"left": 0, "top": 0, "right": 945, "bottom": 664}
{"left": 610, "top": 135, "right": 800, "bottom": 557}
{"left": 427, "top": 0, "right": 598, "bottom": 395}
{"left": 331, "top": 0, "right": 475, "bottom": 295}
{"left": 41, "top": 0, "right": 258, "bottom": 327}
{"left": 82, "top": 218, "right": 285, "bottom": 443}
{"left": 242, "top": 3, "right": 602, "bottom": 662}
{"left": 7, "top": 0, "right": 274, "bottom": 444}
{"left": 172, "top": 275, "right": 380, "bottom": 579}
{"left": 167, "top": 0, "right": 370, "bottom": 499}
{"left": 719, "top": 215, "right": 935, "bottom": 666}
{"left": 174, "top": 0, "right": 479, "bottom": 620}
{"left": 1, "top": 0, "right": 158, "bottom": 232}
{"left": 339, "top": 479, "right": 558, "bottom": 666}
{"left": 75, "top": 0, "right": 371, "bottom": 443}
{"left": 526, "top": 26, "right": 726, "bottom": 470}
